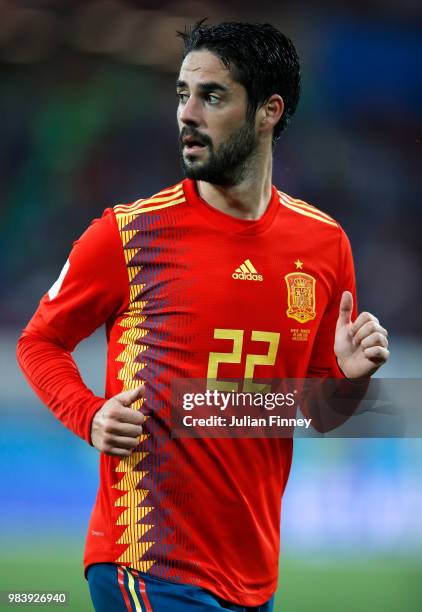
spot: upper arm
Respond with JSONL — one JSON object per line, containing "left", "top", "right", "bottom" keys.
{"left": 307, "top": 227, "right": 357, "bottom": 378}
{"left": 23, "top": 208, "right": 129, "bottom": 351}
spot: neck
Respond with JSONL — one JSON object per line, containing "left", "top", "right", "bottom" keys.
{"left": 196, "top": 144, "right": 273, "bottom": 221}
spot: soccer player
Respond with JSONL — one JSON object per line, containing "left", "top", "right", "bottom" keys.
{"left": 17, "top": 21, "right": 389, "bottom": 612}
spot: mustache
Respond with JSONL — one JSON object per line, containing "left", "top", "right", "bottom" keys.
{"left": 179, "top": 127, "right": 212, "bottom": 147}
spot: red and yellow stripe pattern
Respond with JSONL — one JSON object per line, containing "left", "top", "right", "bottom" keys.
{"left": 278, "top": 190, "right": 338, "bottom": 227}
{"left": 112, "top": 183, "right": 186, "bottom": 572}
{"left": 114, "top": 183, "right": 185, "bottom": 216}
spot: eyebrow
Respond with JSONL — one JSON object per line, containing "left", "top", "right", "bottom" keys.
{"left": 176, "top": 80, "right": 229, "bottom": 94}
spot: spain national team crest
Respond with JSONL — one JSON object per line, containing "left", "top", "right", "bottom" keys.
{"left": 285, "top": 272, "right": 316, "bottom": 323}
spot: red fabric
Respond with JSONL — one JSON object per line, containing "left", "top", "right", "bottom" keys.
{"left": 17, "top": 335, "right": 105, "bottom": 443}
{"left": 16, "top": 208, "right": 129, "bottom": 443}
{"left": 117, "top": 566, "right": 132, "bottom": 611}
{"left": 17, "top": 179, "right": 357, "bottom": 606}
{"left": 135, "top": 572, "right": 153, "bottom": 612}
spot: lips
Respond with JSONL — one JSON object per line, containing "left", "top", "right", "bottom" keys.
{"left": 183, "top": 136, "right": 206, "bottom": 148}
{"left": 183, "top": 139, "right": 207, "bottom": 156}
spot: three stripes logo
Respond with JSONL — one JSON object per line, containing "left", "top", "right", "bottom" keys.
{"left": 232, "top": 259, "right": 263, "bottom": 281}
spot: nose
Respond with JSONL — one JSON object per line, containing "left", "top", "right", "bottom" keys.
{"left": 178, "top": 95, "right": 203, "bottom": 127}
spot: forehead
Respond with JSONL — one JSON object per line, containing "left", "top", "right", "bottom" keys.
{"left": 178, "top": 49, "right": 238, "bottom": 89}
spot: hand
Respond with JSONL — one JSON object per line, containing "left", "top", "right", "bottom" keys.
{"left": 335, "top": 291, "right": 389, "bottom": 379}
{"left": 91, "top": 386, "right": 146, "bottom": 456}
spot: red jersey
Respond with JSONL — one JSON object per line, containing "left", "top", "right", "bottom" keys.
{"left": 17, "top": 179, "right": 357, "bottom": 606}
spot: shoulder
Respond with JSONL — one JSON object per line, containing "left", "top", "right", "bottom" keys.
{"left": 112, "top": 181, "right": 186, "bottom": 224}
{"left": 275, "top": 189, "right": 354, "bottom": 265}
{"left": 276, "top": 189, "right": 340, "bottom": 230}
{"left": 71, "top": 207, "right": 122, "bottom": 257}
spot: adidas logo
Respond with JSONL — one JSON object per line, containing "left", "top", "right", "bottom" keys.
{"left": 232, "top": 259, "right": 263, "bottom": 281}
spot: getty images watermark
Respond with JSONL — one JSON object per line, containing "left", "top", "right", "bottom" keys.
{"left": 169, "top": 378, "right": 422, "bottom": 438}
{"left": 181, "top": 388, "right": 312, "bottom": 430}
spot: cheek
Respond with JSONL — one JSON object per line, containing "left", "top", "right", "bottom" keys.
{"left": 212, "top": 109, "right": 248, "bottom": 141}
{"left": 211, "top": 124, "right": 237, "bottom": 150}
{"left": 176, "top": 109, "right": 182, "bottom": 128}
{"left": 209, "top": 118, "right": 233, "bottom": 144}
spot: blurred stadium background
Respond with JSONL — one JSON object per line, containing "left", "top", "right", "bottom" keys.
{"left": 1, "top": 0, "right": 421, "bottom": 610}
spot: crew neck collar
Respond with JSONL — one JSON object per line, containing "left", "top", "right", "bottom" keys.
{"left": 182, "top": 178, "right": 279, "bottom": 235}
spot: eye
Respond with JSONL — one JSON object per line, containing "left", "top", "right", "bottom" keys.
{"left": 177, "top": 92, "right": 189, "bottom": 104}
{"left": 206, "top": 94, "right": 220, "bottom": 105}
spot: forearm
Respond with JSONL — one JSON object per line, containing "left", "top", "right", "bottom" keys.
{"left": 16, "top": 332, "right": 105, "bottom": 444}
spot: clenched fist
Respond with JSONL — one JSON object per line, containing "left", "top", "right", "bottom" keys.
{"left": 91, "top": 386, "right": 146, "bottom": 456}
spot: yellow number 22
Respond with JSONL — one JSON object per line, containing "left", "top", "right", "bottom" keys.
{"left": 207, "top": 329, "right": 280, "bottom": 392}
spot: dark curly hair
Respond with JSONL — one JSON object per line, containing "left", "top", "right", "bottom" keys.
{"left": 177, "top": 20, "right": 301, "bottom": 144}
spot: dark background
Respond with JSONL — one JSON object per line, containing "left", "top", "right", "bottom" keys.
{"left": 1, "top": 2, "right": 421, "bottom": 611}
{"left": 0, "top": 0, "right": 421, "bottom": 336}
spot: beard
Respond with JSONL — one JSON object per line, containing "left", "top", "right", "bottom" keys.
{"left": 179, "top": 119, "right": 258, "bottom": 187}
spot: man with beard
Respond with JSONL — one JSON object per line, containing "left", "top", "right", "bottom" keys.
{"left": 17, "top": 21, "right": 389, "bottom": 612}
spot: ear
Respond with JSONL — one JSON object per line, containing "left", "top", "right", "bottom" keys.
{"left": 258, "top": 94, "right": 284, "bottom": 134}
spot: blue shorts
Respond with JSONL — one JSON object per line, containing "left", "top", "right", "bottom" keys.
{"left": 87, "top": 563, "right": 275, "bottom": 612}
